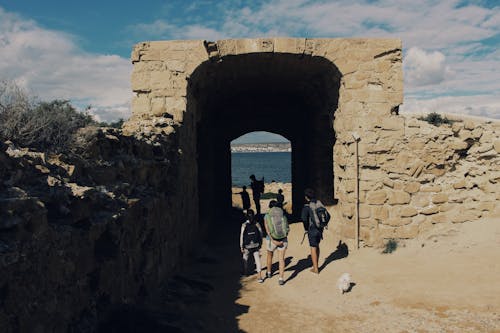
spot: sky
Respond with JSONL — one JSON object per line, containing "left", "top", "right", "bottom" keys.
{"left": 0, "top": 0, "right": 498, "bottom": 143}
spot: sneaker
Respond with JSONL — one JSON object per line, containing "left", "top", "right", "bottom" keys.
{"left": 257, "top": 278, "right": 264, "bottom": 283}
{"left": 278, "top": 278, "right": 284, "bottom": 286}
{"left": 266, "top": 271, "right": 272, "bottom": 279}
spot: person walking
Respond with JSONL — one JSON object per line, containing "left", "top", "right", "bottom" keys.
{"left": 240, "top": 209, "right": 264, "bottom": 282}
{"left": 239, "top": 186, "right": 251, "bottom": 212}
{"left": 264, "top": 200, "right": 289, "bottom": 285}
{"left": 301, "top": 188, "right": 326, "bottom": 274}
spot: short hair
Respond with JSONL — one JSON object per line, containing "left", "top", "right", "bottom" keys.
{"left": 246, "top": 209, "right": 255, "bottom": 221}
{"left": 304, "top": 188, "right": 315, "bottom": 200}
{"left": 269, "top": 200, "right": 277, "bottom": 208}
{"left": 278, "top": 189, "right": 283, "bottom": 194}
{"left": 249, "top": 174, "right": 256, "bottom": 180}
{"left": 242, "top": 185, "right": 247, "bottom": 190}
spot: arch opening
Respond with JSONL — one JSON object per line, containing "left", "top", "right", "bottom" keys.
{"left": 188, "top": 53, "right": 341, "bottom": 224}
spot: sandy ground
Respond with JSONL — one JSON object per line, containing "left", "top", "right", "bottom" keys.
{"left": 146, "top": 185, "right": 499, "bottom": 332}
{"left": 234, "top": 217, "right": 500, "bottom": 332}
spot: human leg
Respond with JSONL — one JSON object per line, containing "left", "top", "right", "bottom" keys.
{"left": 310, "top": 247, "right": 319, "bottom": 274}
{"left": 242, "top": 249, "right": 250, "bottom": 275}
{"left": 266, "top": 250, "right": 273, "bottom": 277}
{"left": 252, "top": 250, "right": 263, "bottom": 280}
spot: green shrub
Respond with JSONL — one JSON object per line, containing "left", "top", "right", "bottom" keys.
{"left": 382, "top": 239, "right": 398, "bottom": 254}
{"left": 261, "top": 192, "right": 278, "bottom": 200}
{"left": 418, "top": 112, "right": 453, "bottom": 126}
{"left": 99, "top": 118, "right": 124, "bottom": 129}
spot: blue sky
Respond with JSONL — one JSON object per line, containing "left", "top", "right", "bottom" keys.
{"left": 0, "top": 0, "right": 498, "bottom": 142}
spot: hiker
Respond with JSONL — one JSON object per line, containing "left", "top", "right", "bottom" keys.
{"left": 264, "top": 200, "right": 289, "bottom": 285}
{"left": 301, "top": 188, "right": 328, "bottom": 274}
{"left": 249, "top": 174, "right": 264, "bottom": 215}
{"left": 240, "top": 209, "right": 264, "bottom": 282}
{"left": 276, "top": 189, "right": 285, "bottom": 208}
{"left": 239, "top": 186, "right": 251, "bottom": 212}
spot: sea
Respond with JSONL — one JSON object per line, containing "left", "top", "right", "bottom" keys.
{"left": 231, "top": 152, "right": 291, "bottom": 187}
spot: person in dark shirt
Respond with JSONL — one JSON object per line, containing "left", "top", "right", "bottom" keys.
{"left": 239, "top": 186, "right": 251, "bottom": 212}
{"left": 276, "top": 189, "right": 284, "bottom": 208}
{"left": 301, "top": 188, "right": 323, "bottom": 274}
{"left": 249, "top": 174, "right": 262, "bottom": 215}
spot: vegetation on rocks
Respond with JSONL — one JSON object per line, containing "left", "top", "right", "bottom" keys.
{"left": 418, "top": 112, "right": 453, "bottom": 126}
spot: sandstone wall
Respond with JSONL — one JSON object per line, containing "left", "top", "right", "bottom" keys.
{"left": 333, "top": 116, "right": 500, "bottom": 247}
{"left": 0, "top": 128, "right": 200, "bottom": 332}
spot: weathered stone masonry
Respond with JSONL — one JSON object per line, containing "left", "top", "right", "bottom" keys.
{"left": 126, "top": 37, "right": 499, "bottom": 248}
{"left": 125, "top": 38, "right": 405, "bottom": 239}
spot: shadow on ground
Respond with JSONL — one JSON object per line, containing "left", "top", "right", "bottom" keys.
{"left": 98, "top": 208, "right": 249, "bottom": 332}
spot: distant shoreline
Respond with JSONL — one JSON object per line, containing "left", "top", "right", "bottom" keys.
{"left": 231, "top": 142, "right": 291, "bottom": 153}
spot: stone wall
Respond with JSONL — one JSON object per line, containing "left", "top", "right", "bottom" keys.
{"left": 125, "top": 37, "right": 404, "bottom": 222}
{"left": 0, "top": 128, "right": 200, "bottom": 332}
{"left": 333, "top": 116, "right": 500, "bottom": 247}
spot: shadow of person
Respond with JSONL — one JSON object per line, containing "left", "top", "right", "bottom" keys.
{"left": 319, "top": 241, "right": 349, "bottom": 273}
{"left": 284, "top": 255, "right": 311, "bottom": 283}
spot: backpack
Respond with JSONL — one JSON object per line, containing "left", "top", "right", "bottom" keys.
{"left": 309, "top": 200, "right": 331, "bottom": 229}
{"left": 242, "top": 223, "right": 262, "bottom": 250}
{"left": 256, "top": 178, "right": 265, "bottom": 194}
{"left": 265, "top": 207, "right": 289, "bottom": 240}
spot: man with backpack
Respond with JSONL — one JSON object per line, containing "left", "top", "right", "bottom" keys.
{"left": 240, "top": 209, "right": 264, "bottom": 282}
{"left": 264, "top": 200, "right": 289, "bottom": 285}
{"left": 301, "top": 188, "right": 330, "bottom": 274}
{"left": 249, "top": 174, "right": 264, "bottom": 215}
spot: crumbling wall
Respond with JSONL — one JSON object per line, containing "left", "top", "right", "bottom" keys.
{"left": 333, "top": 116, "right": 500, "bottom": 247}
{"left": 0, "top": 128, "right": 199, "bottom": 332}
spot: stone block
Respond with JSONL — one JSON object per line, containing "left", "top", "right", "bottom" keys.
{"left": 421, "top": 205, "right": 439, "bottom": 215}
{"left": 453, "top": 179, "right": 466, "bottom": 189}
{"left": 400, "top": 206, "right": 418, "bottom": 217}
{"left": 373, "top": 205, "right": 389, "bottom": 220}
{"left": 494, "top": 140, "right": 500, "bottom": 153}
{"left": 404, "top": 182, "right": 420, "bottom": 194}
{"left": 431, "top": 213, "right": 448, "bottom": 223}
{"left": 432, "top": 193, "right": 448, "bottom": 204}
{"left": 382, "top": 217, "right": 412, "bottom": 226}
{"left": 359, "top": 204, "right": 371, "bottom": 219}
{"left": 421, "top": 184, "right": 442, "bottom": 192}
{"left": 395, "top": 223, "right": 419, "bottom": 238}
{"left": 341, "top": 221, "right": 355, "bottom": 239}
{"left": 360, "top": 218, "right": 377, "bottom": 228}
{"left": 387, "top": 190, "right": 411, "bottom": 205}
{"left": 464, "top": 120, "right": 475, "bottom": 130}
{"left": 366, "top": 190, "right": 387, "bottom": 205}
{"left": 451, "top": 211, "right": 479, "bottom": 223}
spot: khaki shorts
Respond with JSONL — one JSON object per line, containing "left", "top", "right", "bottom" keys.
{"left": 266, "top": 235, "right": 288, "bottom": 252}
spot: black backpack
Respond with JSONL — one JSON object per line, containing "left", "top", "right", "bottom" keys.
{"left": 242, "top": 223, "right": 262, "bottom": 250}
{"left": 309, "top": 200, "right": 331, "bottom": 229}
{"left": 256, "top": 178, "right": 265, "bottom": 194}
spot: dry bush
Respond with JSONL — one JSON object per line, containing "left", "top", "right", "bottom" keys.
{"left": 0, "top": 81, "right": 96, "bottom": 152}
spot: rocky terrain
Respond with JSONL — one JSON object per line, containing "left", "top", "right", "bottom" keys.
{"left": 231, "top": 143, "right": 291, "bottom": 153}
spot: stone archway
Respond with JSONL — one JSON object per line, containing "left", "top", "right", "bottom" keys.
{"left": 126, "top": 38, "right": 403, "bottom": 245}
{"left": 190, "top": 53, "right": 339, "bottom": 221}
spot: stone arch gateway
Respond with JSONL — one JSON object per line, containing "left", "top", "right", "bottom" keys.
{"left": 126, "top": 38, "right": 403, "bottom": 246}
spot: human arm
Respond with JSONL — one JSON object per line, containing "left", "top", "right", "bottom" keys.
{"left": 240, "top": 222, "right": 247, "bottom": 252}
{"left": 301, "top": 206, "right": 310, "bottom": 231}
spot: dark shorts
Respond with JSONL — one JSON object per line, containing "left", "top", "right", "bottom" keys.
{"left": 308, "top": 227, "right": 322, "bottom": 247}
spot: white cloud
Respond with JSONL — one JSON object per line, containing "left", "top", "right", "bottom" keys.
{"left": 401, "top": 94, "right": 500, "bottom": 119}
{"left": 0, "top": 7, "right": 132, "bottom": 122}
{"left": 404, "top": 47, "right": 451, "bottom": 87}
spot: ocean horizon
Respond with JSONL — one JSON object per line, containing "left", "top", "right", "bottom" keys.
{"left": 231, "top": 151, "right": 291, "bottom": 187}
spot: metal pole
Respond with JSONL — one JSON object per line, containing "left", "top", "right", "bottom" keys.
{"left": 352, "top": 132, "right": 360, "bottom": 250}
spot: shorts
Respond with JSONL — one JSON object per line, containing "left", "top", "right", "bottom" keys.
{"left": 266, "top": 235, "right": 288, "bottom": 252}
{"left": 308, "top": 227, "right": 323, "bottom": 247}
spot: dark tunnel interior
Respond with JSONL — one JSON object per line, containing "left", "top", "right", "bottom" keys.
{"left": 188, "top": 53, "right": 341, "bottom": 223}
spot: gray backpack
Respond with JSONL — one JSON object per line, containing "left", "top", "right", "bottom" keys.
{"left": 265, "top": 207, "right": 289, "bottom": 240}
{"left": 309, "top": 200, "right": 330, "bottom": 229}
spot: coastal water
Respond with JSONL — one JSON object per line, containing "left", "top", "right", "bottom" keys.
{"left": 231, "top": 152, "right": 291, "bottom": 186}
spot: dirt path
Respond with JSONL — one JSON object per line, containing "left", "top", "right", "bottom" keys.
{"left": 139, "top": 213, "right": 499, "bottom": 332}
{"left": 235, "top": 217, "right": 500, "bottom": 333}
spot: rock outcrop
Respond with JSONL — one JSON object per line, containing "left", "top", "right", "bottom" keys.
{"left": 0, "top": 127, "right": 200, "bottom": 332}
